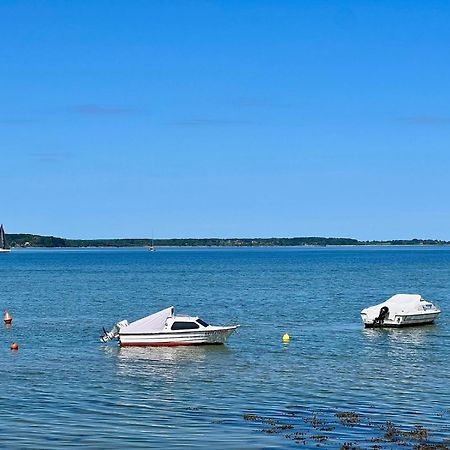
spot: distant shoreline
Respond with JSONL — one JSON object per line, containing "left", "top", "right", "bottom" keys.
{"left": 10, "top": 244, "right": 450, "bottom": 250}
{"left": 5, "top": 232, "right": 450, "bottom": 249}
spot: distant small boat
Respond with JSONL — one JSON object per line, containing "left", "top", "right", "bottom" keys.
{"left": 361, "top": 294, "right": 441, "bottom": 328}
{"left": 101, "top": 306, "right": 239, "bottom": 347}
{"left": 0, "top": 224, "right": 11, "bottom": 253}
{"left": 148, "top": 233, "right": 156, "bottom": 251}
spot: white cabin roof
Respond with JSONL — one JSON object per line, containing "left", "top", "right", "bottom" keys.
{"left": 362, "top": 294, "right": 426, "bottom": 316}
{"left": 385, "top": 294, "right": 422, "bottom": 306}
{"left": 125, "top": 306, "right": 174, "bottom": 333}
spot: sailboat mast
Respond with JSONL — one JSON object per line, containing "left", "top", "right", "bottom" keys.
{"left": 148, "top": 229, "right": 156, "bottom": 251}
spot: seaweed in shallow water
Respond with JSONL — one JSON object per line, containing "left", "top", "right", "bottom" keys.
{"left": 243, "top": 414, "right": 275, "bottom": 425}
{"left": 403, "top": 426, "right": 429, "bottom": 440}
{"left": 340, "top": 442, "right": 361, "bottom": 449}
{"left": 285, "top": 431, "right": 306, "bottom": 444}
{"left": 303, "top": 414, "right": 328, "bottom": 429}
{"left": 413, "top": 445, "right": 450, "bottom": 450}
{"left": 335, "top": 411, "right": 362, "bottom": 427}
{"left": 310, "top": 434, "right": 329, "bottom": 442}
{"left": 242, "top": 410, "right": 449, "bottom": 448}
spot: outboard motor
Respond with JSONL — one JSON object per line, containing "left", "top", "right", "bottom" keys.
{"left": 373, "top": 306, "right": 389, "bottom": 326}
{"left": 100, "top": 320, "right": 129, "bottom": 343}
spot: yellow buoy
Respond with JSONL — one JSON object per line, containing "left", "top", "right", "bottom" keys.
{"left": 282, "top": 333, "right": 290, "bottom": 343}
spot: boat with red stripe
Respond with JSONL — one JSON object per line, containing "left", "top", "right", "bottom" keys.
{"left": 101, "top": 306, "right": 238, "bottom": 347}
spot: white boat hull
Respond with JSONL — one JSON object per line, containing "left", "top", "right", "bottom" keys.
{"left": 0, "top": 248, "right": 11, "bottom": 253}
{"left": 119, "top": 326, "right": 238, "bottom": 347}
{"left": 362, "top": 311, "right": 440, "bottom": 328}
{"left": 361, "top": 294, "right": 441, "bottom": 328}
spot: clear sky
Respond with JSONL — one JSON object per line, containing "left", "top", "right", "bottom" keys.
{"left": 2, "top": 0, "right": 450, "bottom": 240}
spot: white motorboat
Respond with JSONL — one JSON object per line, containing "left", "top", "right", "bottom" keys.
{"left": 101, "top": 306, "right": 238, "bottom": 347}
{"left": 361, "top": 294, "right": 441, "bottom": 328}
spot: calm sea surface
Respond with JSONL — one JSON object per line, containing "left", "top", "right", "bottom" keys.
{"left": 0, "top": 247, "right": 449, "bottom": 448}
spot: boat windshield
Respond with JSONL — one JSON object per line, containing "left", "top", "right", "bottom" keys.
{"left": 196, "top": 318, "right": 209, "bottom": 327}
{"left": 171, "top": 321, "right": 200, "bottom": 330}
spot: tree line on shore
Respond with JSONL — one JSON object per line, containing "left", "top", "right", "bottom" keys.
{"left": 6, "top": 233, "right": 450, "bottom": 248}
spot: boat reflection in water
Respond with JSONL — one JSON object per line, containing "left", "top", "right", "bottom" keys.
{"left": 102, "top": 344, "right": 231, "bottom": 382}
{"left": 363, "top": 324, "right": 436, "bottom": 344}
{"left": 361, "top": 325, "right": 439, "bottom": 373}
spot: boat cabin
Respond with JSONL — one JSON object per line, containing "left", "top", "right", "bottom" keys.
{"left": 164, "top": 316, "right": 209, "bottom": 331}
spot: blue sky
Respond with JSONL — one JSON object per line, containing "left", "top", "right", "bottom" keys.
{"left": 1, "top": 0, "right": 450, "bottom": 239}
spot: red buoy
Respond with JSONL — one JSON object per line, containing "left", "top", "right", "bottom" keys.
{"left": 3, "top": 310, "right": 12, "bottom": 325}
{"left": 10, "top": 342, "right": 19, "bottom": 351}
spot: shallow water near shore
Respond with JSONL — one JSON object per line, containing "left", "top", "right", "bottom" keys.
{"left": 0, "top": 247, "right": 449, "bottom": 448}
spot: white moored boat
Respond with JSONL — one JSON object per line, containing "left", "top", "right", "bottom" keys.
{"left": 361, "top": 294, "right": 441, "bottom": 328}
{"left": 101, "top": 306, "right": 238, "bottom": 347}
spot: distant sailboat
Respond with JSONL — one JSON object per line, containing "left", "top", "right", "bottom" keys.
{"left": 0, "top": 224, "right": 11, "bottom": 253}
{"left": 148, "top": 238, "right": 156, "bottom": 252}
{"left": 148, "top": 231, "right": 156, "bottom": 252}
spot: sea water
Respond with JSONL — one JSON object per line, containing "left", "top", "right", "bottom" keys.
{"left": 0, "top": 247, "right": 449, "bottom": 448}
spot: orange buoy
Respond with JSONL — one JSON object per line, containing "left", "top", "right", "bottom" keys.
{"left": 3, "top": 310, "right": 12, "bottom": 325}
{"left": 10, "top": 342, "right": 19, "bottom": 351}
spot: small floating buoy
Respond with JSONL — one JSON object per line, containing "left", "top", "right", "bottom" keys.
{"left": 3, "top": 310, "right": 12, "bottom": 325}
{"left": 282, "top": 333, "right": 290, "bottom": 343}
{"left": 10, "top": 342, "right": 19, "bottom": 351}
